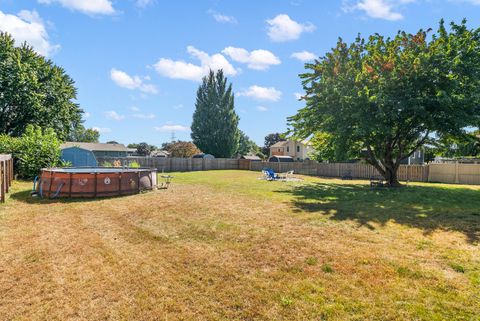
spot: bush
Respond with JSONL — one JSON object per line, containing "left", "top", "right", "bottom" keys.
{"left": 59, "top": 160, "right": 72, "bottom": 167}
{"left": 129, "top": 161, "right": 141, "bottom": 168}
{"left": 101, "top": 161, "right": 113, "bottom": 167}
{"left": 0, "top": 125, "right": 61, "bottom": 179}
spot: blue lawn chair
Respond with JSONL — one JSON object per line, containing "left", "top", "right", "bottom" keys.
{"left": 263, "top": 168, "right": 278, "bottom": 181}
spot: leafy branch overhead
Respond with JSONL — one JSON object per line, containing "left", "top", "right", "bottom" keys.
{"left": 289, "top": 19, "right": 480, "bottom": 186}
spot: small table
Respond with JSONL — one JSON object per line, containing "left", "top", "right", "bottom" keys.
{"left": 159, "top": 175, "right": 173, "bottom": 189}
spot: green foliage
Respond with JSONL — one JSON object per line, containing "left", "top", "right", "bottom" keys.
{"left": 305, "top": 257, "right": 318, "bottom": 266}
{"left": 101, "top": 161, "right": 113, "bottom": 167}
{"left": 449, "top": 263, "right": 466, "bottom": 273}
{"left": 67, "top": 124, "right": 100, "bottom": 143}
{"left": 0, "top": 125, "right": 61, "bottom": 178}
{"left": 289, "top": 20, "right": 480, "bottom": 185}
{"left": 321, "top": 264, "right": 334, "bottom": 273}
{"left": 129, "top": 161, "right": 141, "bottom": 168}
{"left": 236, "top": 130, "right": 260, "bottom": 156}
{"left": 262, "top": 133, "right": 286, "bottom": 156}
{"left": 59, "top": 159, "right": 72, "bottom": 167}
{"left": 162, "top": 140, "right": 200, "bottom": 157}
{"left": 136, "top": 142, "right": 151, "bottom": 156}
{"left": 0, "top": 32, "right": 83, "bottom": 139}
{"left": 433, "top": 130, "right": 480, "bottom": 158}
{"left": 191, "top": 70, "right": 240, "bottom": 158}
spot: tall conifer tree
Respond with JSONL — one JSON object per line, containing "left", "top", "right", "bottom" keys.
{"left": 191, "top": 70, "right": 239, "bottom": 158}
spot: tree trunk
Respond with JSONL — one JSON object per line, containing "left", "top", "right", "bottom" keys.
{"left": 383, "top": 164, "right": 402, "bottom": 187}
{"left": 365, "top": 145, "right": 402, "bottom": 187}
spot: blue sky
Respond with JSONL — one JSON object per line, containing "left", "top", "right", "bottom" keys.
{"left": 0, "top": 0, "right": 478, "bottom": 146}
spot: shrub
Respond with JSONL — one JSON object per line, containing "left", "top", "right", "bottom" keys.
{"left": 129, "top": 161, "right": 141, "bottom": 168}
{"left": 59, "top": 160, "right": 72, "bottom": 167}
{"left": 101, "top": 161, "right": 113, "bottom": 167}
{"left": 0, "top": 125, "right": 61, "bottom": 178}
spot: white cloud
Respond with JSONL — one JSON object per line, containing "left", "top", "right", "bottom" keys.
{"left": 154, "top": 46, "right": 238, "bottom": 81}
{"left": 291, "top": 51, "right": 316, "bottom": 62}
{"left": 212, "top": 13, "right": 237, "bottom": 24}
{"left": 105, "top": 110, "right": 125, "bottom": 121}
{"left": 136, "top": 0, "right": 154, "bottom": 8}
{"left": 92, "top": 127, "right": 111, "bottom": 133}
{"left": 110, "top": 68, "right": 158, "bottom": 94}
{"left": 343, "top": 0, "right": 407, "bottom": 21}
{"left": 130, "top": 106, "right": 140, "bottom": 112}
{"left": 257, "top": 106, "right": 268, "bottom": 112}
{"left": 154, "top": 124, "right": 190, "bottom": 132}
{"left": 266, "top": 14, "right": 315, "bottom": 42}
{"left": 38, "top": 0, "right": 115, "bottom": 15}
{"left": 84, "top": 112, "right": 91, "bottom": 118}
{"left": 133, "top": 113, "right": 155, "bottom": 119}
{"left": 222, "top": 47, "right": 280, "bottom": 70}
{"left": 0, "top": 10, "right": 59, "bottom": 56}
{"left": 238, "top": 85, "right": 282, "bottom": 102}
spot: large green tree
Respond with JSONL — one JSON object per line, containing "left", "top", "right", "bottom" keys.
{"left": 289, "top": 20, "right": 480, "bottom": 186}
{"left": 236, "top": 130, "right": 260, "bottom": 156}
{"left": 162, "top": 140, "right": 201, "bottom": 157}
{"left": 0, "top": 32, "right": 83, "bottom": 139}
{"left": 67, "top": 124, "right": 100, "bottom": 143}
{"left": 191, "top": 70, "right": 239, "bottom": 158}
{"left": 262, "top": 133, "right": 286, "bottom": 156}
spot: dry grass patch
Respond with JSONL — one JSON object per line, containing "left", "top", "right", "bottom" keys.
{"left": 0, "top": 170, "right": 479, "bottom": 320}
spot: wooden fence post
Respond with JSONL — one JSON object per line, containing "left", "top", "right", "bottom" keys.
{"left": 0, "top": 161, "right": 4, "bottom": 203}
{"left": 455, "top": 162, "right": 459, "bottom": 184}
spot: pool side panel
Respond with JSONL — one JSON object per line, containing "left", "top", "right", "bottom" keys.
{"left": 37, "top": 168, "right": 157, "bottom": 198}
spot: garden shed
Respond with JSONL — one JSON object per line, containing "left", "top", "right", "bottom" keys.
{"left": 268, "top": 155, "right": 294, "bottom": 163}
{"left": 60, "top": 142, "right": 130, "bottom": 167}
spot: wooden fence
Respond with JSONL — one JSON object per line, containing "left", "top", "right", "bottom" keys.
{"left": 96, "top": 157, "right": 240, "bottom": 172}
{"left": 0, "top": 154, "right": 14, "bottom": 202}
{"left": 428, "top": 163, "right": 480, "bottom": 185}
{"left": 250, "top": 161, "right": 429, "bottom": 182}
{"left": 96, "top": 156, "right": 480, "bottom": 185}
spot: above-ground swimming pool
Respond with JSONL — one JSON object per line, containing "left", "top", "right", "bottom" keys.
{"left": 36, "top": 167, "right": 157, "bottom": 198}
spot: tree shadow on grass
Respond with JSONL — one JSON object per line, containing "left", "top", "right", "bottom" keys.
{"left": 276, "top": 182, "right": 480, "bottom": 244}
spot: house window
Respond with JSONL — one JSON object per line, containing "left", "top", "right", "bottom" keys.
{"left": 287, "top": 146, "right": 289, "bottom": 152}
{"left": 278, "top": 148, "right": 281, "bottom": 152}
{"left": 297, "top": 146, "right": 300, "bottom": 153}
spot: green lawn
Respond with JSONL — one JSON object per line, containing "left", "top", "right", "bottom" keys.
{"left": 0, "top": 170, "right": 479, "bottom": 320}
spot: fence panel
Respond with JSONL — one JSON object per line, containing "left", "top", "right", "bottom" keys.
{"left": 96, "top": 157, "right": 240, "bottom": 172}
{"left": 0, "top": 154, "right": 13, "bottom": 203}
{"left": 458, "top": 164, "right": 480, "bottom": 185}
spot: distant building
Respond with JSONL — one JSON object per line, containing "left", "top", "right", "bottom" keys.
{"left": 60, "top": 142, "right": 130, "bottom": 167}
{"left": 150, "top": 150, "right": 170, "bottom": 158}
{"left": 240, "top": 154, "right": 262, "bottom": 161}
{"left": 269, "top": 139, "right": 313, "bottom": 161}
{"left": 126, "top": 148, "right": 138, "bottom": 156}
{"left": 400, "top": 149, "right": 425, "bottom": 165}
{"left": 268, "top": 155, "right": 294, "bottom": 163}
